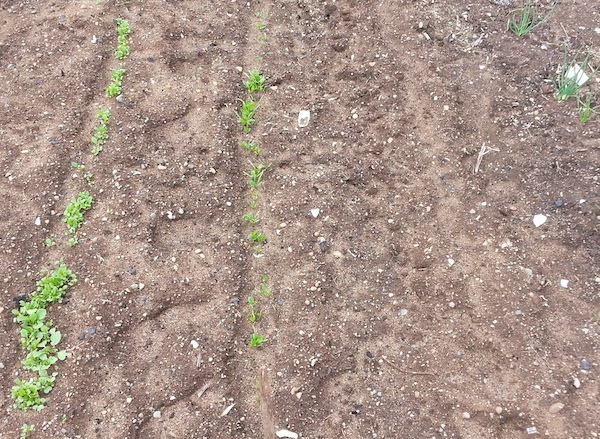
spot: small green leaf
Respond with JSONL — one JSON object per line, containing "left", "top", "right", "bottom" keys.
{"left": 57, "top": 350, "right": 67, "bottom": 361}
{"left": 50, "top": 330, "right": 61, "bottom": 346}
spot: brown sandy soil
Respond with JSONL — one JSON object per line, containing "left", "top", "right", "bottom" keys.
{"left": 1, "top": 0, "right": 599, "bottom": 438}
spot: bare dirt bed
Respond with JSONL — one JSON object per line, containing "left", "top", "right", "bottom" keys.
{"left": 1, "top": 0, "right": 599, "bottom": 438}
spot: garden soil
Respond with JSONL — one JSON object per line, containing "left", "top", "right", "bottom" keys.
{"left": 0, "top": 0, "right": 599, "bottom": 438}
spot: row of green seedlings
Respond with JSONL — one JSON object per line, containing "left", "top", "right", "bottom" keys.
{"left": 507, "top": 0, "right": 599, "bottom": 122}
{"left": 247, "top": 275, "right": 273, "bottom": 347}
{"left": 238, "top": 68, "right": 273, "bottom": 347}
{"left": 11, "top": 263, "right": 77, "bottom": 411}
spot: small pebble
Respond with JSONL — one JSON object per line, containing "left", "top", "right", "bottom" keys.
{"left": 276, "top": 430, "right": 299, "bottom": 439}
{"left": 462, "top": 412, "right": 471, "bottom": 419}
{"left": 573, "top": 377, "right": 581, "bottom": 388}
{"left": 554, "top": 200, "right": 564, "bottom": 207}
{"left": 127, "top": 268, "right": 137, "bottom": 275}
{"left": 191, "top": 340, "right": 199, "bottom": 349}
{"left": 448, "top": 302, "right": 456, "bottom": 308}
{"left": 311, "top": 208, "right": 320, "bottom": 218}
{"left": 87, "top": 327, "right": 96, "bottom": 334}
{"left": 548, "top": 402, "right": 564, "bottom": 414}
{"left": 230, "top": 297, "right": 239, "bottom": 303}
{"left": 332, "top": 251, "right": 343, "bottom": 258}
{"left": 580, "top": 359, "right": 591, "bottom": 371}
{"left": 400, "top": 309, "right": 408, "bottom": 316}
{"left": 0, "top": 362, "right": 4, "bottom": 369}
{"left": 533, "top": 214, "right": 547, "bottom": 227}
{"left": 153, "top": 410, "right": 161, "bottom": 418}
{"left": 515, "top": 310, "right": 523, "bottom": 316}
{"left": 495, "top": 406, "right": 503, "bottom": 414}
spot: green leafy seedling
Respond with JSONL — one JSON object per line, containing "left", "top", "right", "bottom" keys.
{"left": 91, "top": 108, "right": 111, "bottom": 155}
{"left": 577, "top": 95, "right": 598, "bottom": 123}
{"left": 247, "top": 297, "right": 262, "bottom": 323}
{"left": 70, "top": 162, "right": 85, "bottom": 171}
{"left": 241, "top": 140, "right": 260, "bottom": 154}
{"left": 115, "top": 18, "right": 131, "bottom": 59}
{"left": 245, "top": 161, "right": 271, "bottom": 190}
{"left": 44, "top": 237, "right": 56, "bottom": 247}
{"left": 555, "top": 45, "right": 600, "bottom": 100}
{"left": 12, "top": 262, "right": 76, "bottom": 411}
{"left": 243, "top": 212, "right": 260, "bottom": 224}
{"left": 21, "top": 423, "right": 35, "bottom": 439}
{"left": 106, "top": 68, "right": 126, "bottom": 97}
{"left": 248, "top": 231, "right": 267, "bottom": 244}
{"left": 237, "top": 99, "right": 257, "bottom": 133}
{"left": 64, "top": 191, "right": 93, "bottom": 238}
{"left": 250, "top": 330, "right": 266, "bottom": 348}
{"left": 257, "top": 275, "right": 272, "bottom": 297}
{"left": 507, "top": 0, "right": 557, "bottom": 36}
{"left": 244, "top": 69, "right": 267, "bottom": 93}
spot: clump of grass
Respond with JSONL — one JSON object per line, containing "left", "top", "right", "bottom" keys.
{"left": 241, "top": 140, "right": 260, "bottom": 155}
{"left": 555, "top": 45, "right": 600, "bottom": 101}
{"left": 577, "top": 94, "right": 598, "bottom": 123}
{"left": 64, "top": 191, "right": 93, "bottom": 243}
{"left": 507, "top": 0, "right": 557, "bottom": 36}
{"left": 106, "top": 68, "right": 126, "bottom": 98}
{"left": 12, "top": 262, "right": 76, "bottom": 411}
{"left": 115, "top": 18, "right": 131, "bottom": 59}
{"left": 237, "top": 99, "right": 257, "bottom": 133}
{"left": 91, "top": 109, "right": 110, "bottom": 155}
{"left": 244, "top": 69, "right": 267, "bottom": 93}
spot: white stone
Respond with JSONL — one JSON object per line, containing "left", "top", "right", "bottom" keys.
{"left": 153, "top": 410, "right": 161, "bottom": 418}
{"left": 276, "top": 430, "right": 299, "bottom": 439}
{"left": 447, "top": 258, "right": 455, "bottom": 266}
{"left": 549, "top": 402, "right": 564, "bottom": 414}
{"left": 533, "top": 214, "right": 547, "bottom": 227}
{"left": 560, "top": 279, "right": 569, "bottom": 288}
{"left": 191, "top": 340, "right": 199, "bottom": 349}
{"left": 298, "top": 110, "right": 311, "bottom": 127}
{"left": 573, "top": 377, "right": 581, "bottom": 388}
{"left": 462, "top": 412, "right": 471, "bottom": 419}
{"left": 34, "top": 217, "right": 41, "bottom": 226}
{"left": 311, "top": 208, "right": 320, "bottom": 218}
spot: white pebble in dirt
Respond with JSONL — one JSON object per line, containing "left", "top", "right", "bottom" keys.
{"left": 311, "top": 208, "right": 320, "bottom": 218}
{"left": 533, "top": 214, "right": 547, "bottom": 227}
{"left": 298, "top": 110, "right": 310, "bottom": 128}
{"left": 276, "top": 430, "right": 299, "bottom": 439}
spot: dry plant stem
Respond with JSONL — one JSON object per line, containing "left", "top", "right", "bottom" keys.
{"left": 474, "top": 144, "right": 499, "bottom": 174}
{"left": 197, "top": 382, "right": 211, "bottom": 398}
{"left": 382, "top": 357, "right": 437, "bottom": 376}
